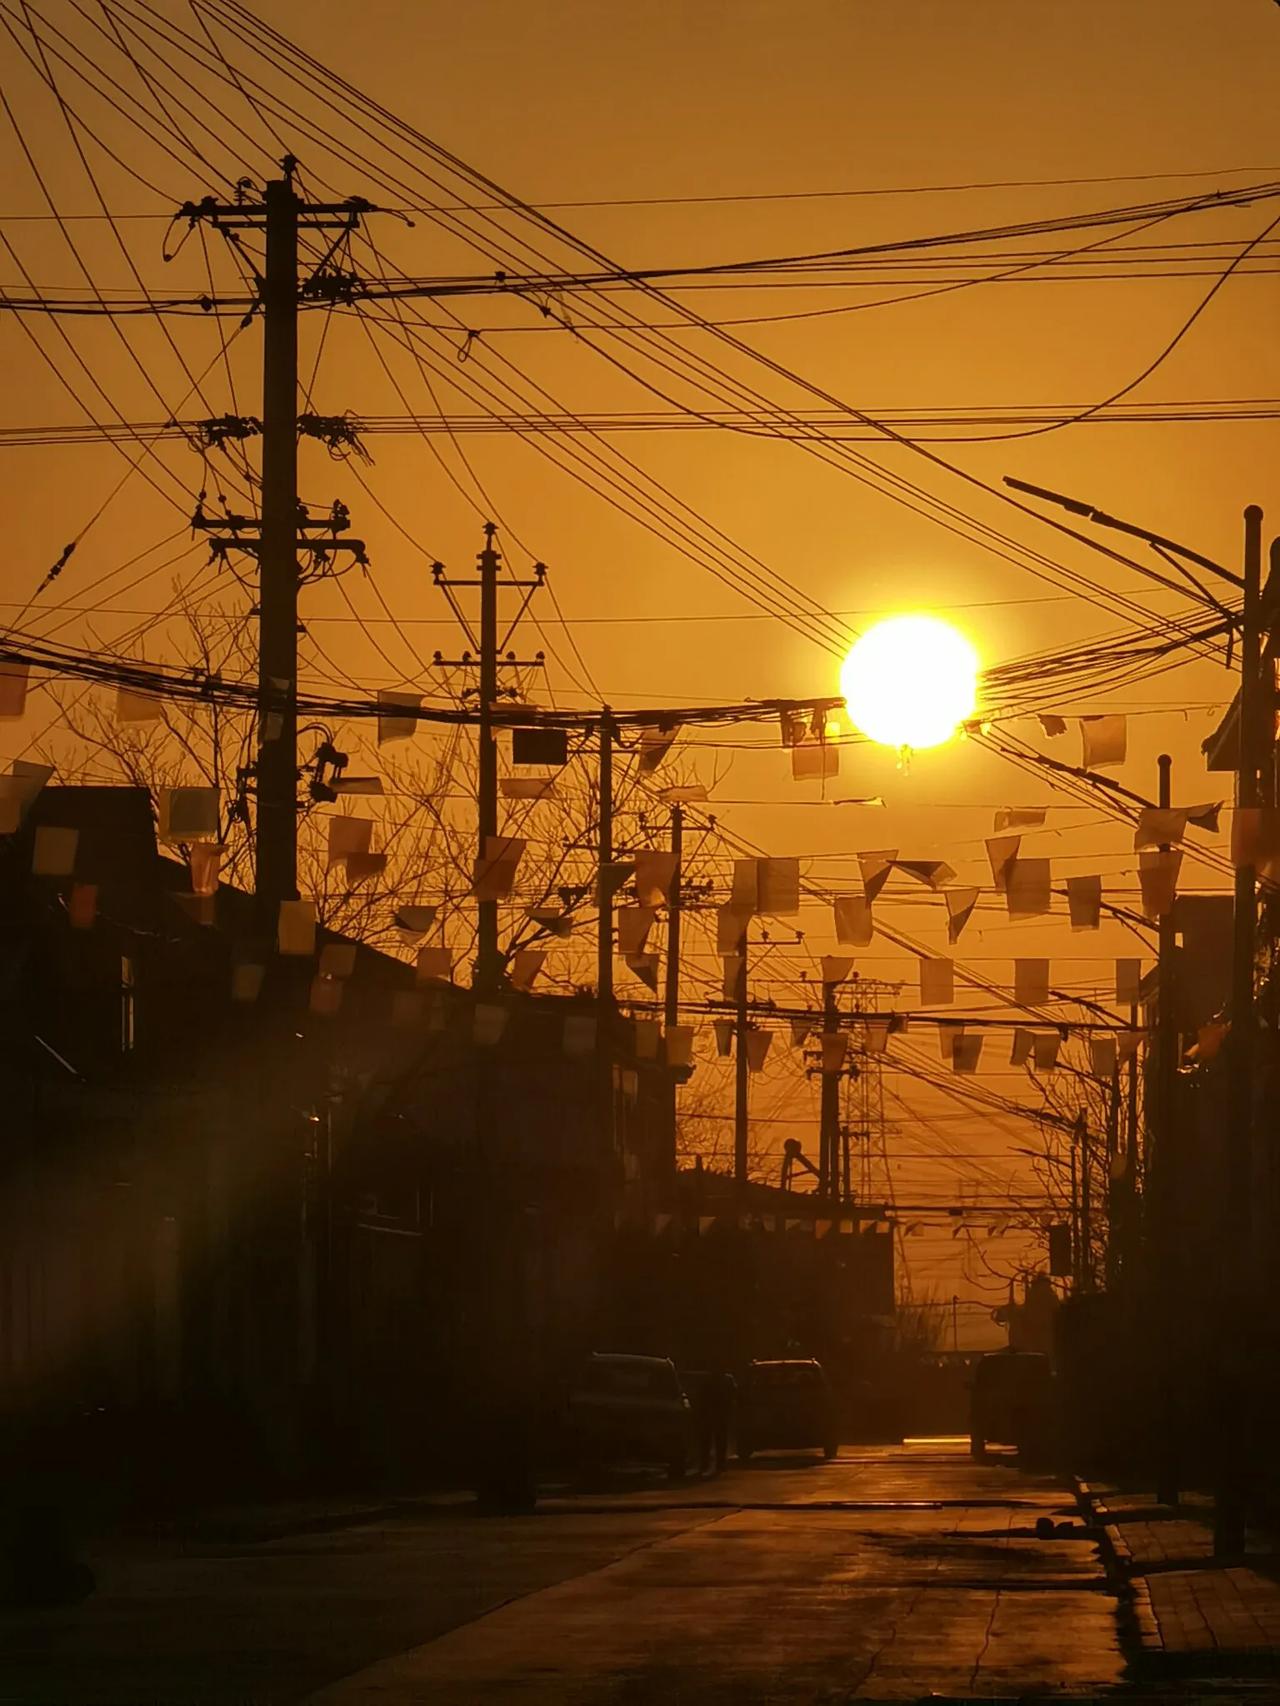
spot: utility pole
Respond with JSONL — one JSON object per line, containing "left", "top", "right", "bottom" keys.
{"left": 1216, "top": 506, "right": 1264, "bottom": 1556}
{"left": 1127, "top": 1001, "right": 1140, "bottom": 1191}
{"left": 597, "top": 714, "right": 615, "bottom": 1009}
{"left": 1069, "top": 1139, "right": 1080, "bottom": 1292}
{"left": 1078, "top": 1115, "right": 1092, "bottom": 1292}
{"left": 597, "top": 713, "right": 617, "bottom": 1166}
{"left": 819, "top": 979, "right": 840, "bottom": 1197}
{"left": 1105, "top": 1055, "right": 1121, "bottom": 1292}
{"left": 257, "top": 173, "right": 300, "bottom": 932}
{"left": 430, "top": 533, "right": 547, "bottom": 994}
{"left": 664, "top": 805, "right": 683, "bottom": 1033}
{"left": 182, "top": 163, "right": 372, "bottom": 936}
{"left": 476, "top": 526, "right": 499, "bottom": 992}
{"left": 1230, "top": 508, "right": 1263, "bottom": 1263}
{"left": 657, "top": 804, "right": 684, "bottom": 1183}
{"left": 1153, "top": 751, "right": 1180, "bottom": 1507}
{"left": 734, "top": 924, "right": 749, "bottom": 1193}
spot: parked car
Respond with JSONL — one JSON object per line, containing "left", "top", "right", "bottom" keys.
{"left": 969, "top": 1351, "right": 1053, "bottom": 1458}
{"left": 564, "top": 1353, "right": 695, "bottom": 1480}
{"left": 737, "top": 1359, "right": 838, "bottom": 1461}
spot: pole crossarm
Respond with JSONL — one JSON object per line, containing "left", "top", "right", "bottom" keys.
{"left": 177, "top": 196, "right": 375, "bottom": 229}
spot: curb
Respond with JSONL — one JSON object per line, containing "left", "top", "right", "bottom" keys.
{"left": 1074, "top": 1474, "right": 1151, "bottom": 1681}
{"left": 1073, "top": 1477, "right": 1129, "bottom": 1593}
{"left": 1076, "top": 1478, "right": 1280, "bottom": 1683}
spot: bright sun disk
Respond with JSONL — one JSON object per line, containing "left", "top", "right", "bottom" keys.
{"left": 840, "top": 614, "right": 978, "bottom": 751}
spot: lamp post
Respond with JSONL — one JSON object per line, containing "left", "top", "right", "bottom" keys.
{"left": 1006, "top": 479, "right": 1269, "bottom": 1549}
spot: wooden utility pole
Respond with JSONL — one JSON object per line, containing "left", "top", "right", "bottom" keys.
{"left": 1078, "top": 1114, "right": 1092, "bottom": 1292}
{"left": 1069, "top": 1139, "right": 1081, "bottom": 1292}
{"left": 1105, "top": 1055, "right": 1122, "bottom": 1292}
{"left": 664, "top": 805, "right": 683, "bottom": 1033}
{"left": 1153, "top": 751, "right": 1180, "bottom": 1506}
{"left": 1127, "top": 1002, "right": 1140, "bottom": 1176}
{"left": 819, "top": 980, "right": 840, "bottom": 1197}
{"left": 734, "top": 924, "right": 749, "bottom": 1192}
{"left": 1229, "top": 509, "right": 1263, "bottom": 1261}
{"left": 657, "top": 804, "right": 684, "bottom": 1182}
{"left": 182, "top": 164, "right": 371, "bottom": 936}
{"left": 596, "top": 713, "right": 617, "bottom": 1166}
{"left": 256, "top": 171, "right": 300, "bottom": 932}
{"left": 597, "top": 714, "right": 614, "bottom": 1008}
{"left": 475, "top": 526, "right": 500, "bottom": 992}
{"left": 1216, "top": 507, "right": 1265, "bottom": 1556}
{"left": 430, "top": 534, "right": 546, "bottom": 993}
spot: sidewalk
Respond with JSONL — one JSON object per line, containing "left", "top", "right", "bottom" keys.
{"left": 111, "top": 1487, "right": 473, "bottom": 1545}
{"left": 1078, "top": 1479, "right": 1280, "bottom": 1678}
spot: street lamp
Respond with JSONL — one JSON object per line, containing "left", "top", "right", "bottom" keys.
{"left": 1007, "top": 475, "right": 1268, "bottom": 1556}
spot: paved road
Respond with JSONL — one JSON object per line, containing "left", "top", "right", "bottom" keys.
{"left": 2, "top": 1442, "right": 1131, "bottom": 1702}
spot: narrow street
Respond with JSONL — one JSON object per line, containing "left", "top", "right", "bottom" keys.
{"left": 2, "top": 1443, "right": 1134, "bottom": 1703}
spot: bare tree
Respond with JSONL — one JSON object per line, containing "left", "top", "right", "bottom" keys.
{"left": 45, "top": 589, "right": 457, "bottom": 945}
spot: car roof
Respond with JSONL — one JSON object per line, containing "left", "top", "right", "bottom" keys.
{"left": 749, "top": 1358, "right": 822, "bottom": 1370}
{"left": 586, "top": 1352, "right": 675, "bottom": 1370}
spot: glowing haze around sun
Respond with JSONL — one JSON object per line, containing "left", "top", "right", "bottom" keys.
{"left": 840, "top": 615, "right": 979, "bottom": 751}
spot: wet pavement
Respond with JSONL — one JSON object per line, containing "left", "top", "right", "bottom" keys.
{"left": 0, "top": 1440, "right": 1218, "bottom": 1701}
{"left": 311, "top": 1441, "right": 1122, "bottom": 1702}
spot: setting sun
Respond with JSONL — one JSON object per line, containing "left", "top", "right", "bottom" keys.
{"left": 841, "top": 614, "right": 979, "bottom": 751}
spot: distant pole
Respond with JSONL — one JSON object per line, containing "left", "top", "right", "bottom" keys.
{"left": 596, "top": 712, "right": 616, "bottom": 1166}
{"left": 1154, "top": 751, "right": 1178, "bottom": 1255}
{"left": 1229, "top": 508, "right": 1262, "bottom": 1270}
{"left": 664, "top": 805, "right": 683, "bottom": 1032}
{"left": 734, "top": 924, "right": 749, "bottom": 1192}
{"left": 952, "top": 1294, "right": 959, "bottom": 1354}
{"left": 1105, "top": 1055, "right": 1121, "bottom": 1291}
{"left": 659, "top": 803, "right": 684, "bottom": 1183}
{"left": 1069, "top": 1139, "right": 1080, "bottom": 1292}
{"left": 1127, "top": 1002, "right": 1140, "bottom": 1188}
{"left": 596, "top": 713, "right": 614, "bottom": 1009}
{"left": 1123, "top": 997, "right": 1140, "bottom": 1291}
{"left": 475, "top": 524, "right": 500, "bottom": 994}
{"left": 1080, "top": 1115, "right": 1093, "bottom": 1292}
{"left": 430, "top": 539, "right": 546, "bottom": 992}
{"left": 1154, "top": 751, "right": 1180, "bottom": 1506}
{"left": 255, "top": 170, "right": 300, "bottom": 934}
{"left": 819, "top": 980, "right": 840, "bottom": 1197}
{"left": 1216, "top": 507, "right": 1264, "bottom": 1556}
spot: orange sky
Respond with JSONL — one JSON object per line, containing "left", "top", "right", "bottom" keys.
{"left": 3, "top": 0, "right": 1280, "bottom": 1341}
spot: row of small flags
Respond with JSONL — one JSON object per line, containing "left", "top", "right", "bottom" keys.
{"left": 915, "top": 956, "right": 1146, "bottom": 1008}
{"left": 0, "top": 659, "right": 1139, "bottom": 784}
{"left": 8, "top": 766, "right": 1227, "bottom": 927}
{"left": 639, "top": 1211, "right": 881, "bottom": 1238}
{"left": 0, "top": 762, "right": 1222, "bottom": 1050}
{"left": 0, "top": 673, "right": 1146, "bottom": 804}
{"left": 14, "top": 819, "right": 1152, "bottom": 1074}
{"left": 781, "top": 708, "right": 1132, "bottom": 779}
{"left": 941, "top": 1025, "right": 1141, "bottom": 1076}
{"left": 0, "top": 693, "right": 1180, "bottom": 833}
{"left": 18, "top": 810, "right": 1189, "bottom": 944}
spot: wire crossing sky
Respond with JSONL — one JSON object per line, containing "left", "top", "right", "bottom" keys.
{"left": 1, "top": 0, "right": 1276, "bottom": 1332}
